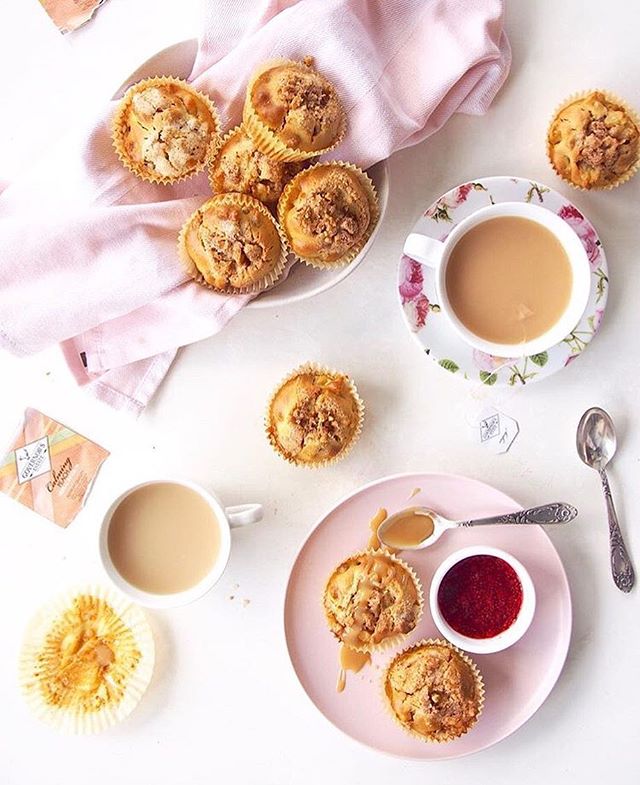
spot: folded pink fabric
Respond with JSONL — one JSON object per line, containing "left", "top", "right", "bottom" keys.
{"left": 0, "top": 0, "right": 511, "bottom": 415}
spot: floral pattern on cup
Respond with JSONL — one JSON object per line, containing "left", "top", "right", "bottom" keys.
{"left": 398, "top": 177, "right": 609, "bottom": 387}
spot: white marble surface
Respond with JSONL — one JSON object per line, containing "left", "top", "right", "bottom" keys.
{"left": 1, "top": 1, "right": 639, "bottom": 783}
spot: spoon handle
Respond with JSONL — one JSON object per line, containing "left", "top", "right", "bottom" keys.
{"left": 599, "top": 469, "right": 635, "bottom": 593}
{"left": 458, "top": 502, "right": 578, "bottom": 527}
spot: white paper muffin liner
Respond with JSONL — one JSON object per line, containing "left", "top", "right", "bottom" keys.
{"left": 19, "top": 584, "right": 154, "bottom": 734}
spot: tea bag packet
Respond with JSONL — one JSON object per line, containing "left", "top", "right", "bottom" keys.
{"left": 38, "top": 0, "right": 109, "bottom": 33}
{"left": 0, "top": 408, "right": 109, "bottom": 527}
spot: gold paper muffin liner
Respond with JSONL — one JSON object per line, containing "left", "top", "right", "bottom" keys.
{"left": 277, "top": 161, "right": 380, "bottom": 270}
{"left": 322, "top": 549, "right": 424, "bottom": 654}
{"left": 177, "top": 192, "right": 290, "bottom": 295}
{"left": 382, "top": 638, "right": 485, "bottom": 743}
{"left": 546, "top": 88, "right": 640, "bottom": 191}
{"left": 264, "top": 362, "right": 365, "bottom": 468}
{"left": 242, "top": 58, "right": 346, "bottom": 163}
{"left": 19, "top": 584, "right": 154, "bottom": 734}
{"left": 112, "top": 75, "right": 222, "bottom": 185}
{"left": 207, "top": 125, "right": 245, "bottom": 195}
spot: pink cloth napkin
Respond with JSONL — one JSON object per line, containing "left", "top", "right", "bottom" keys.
{"left": 0, "top": 0, "right": 511, "bottom": 415}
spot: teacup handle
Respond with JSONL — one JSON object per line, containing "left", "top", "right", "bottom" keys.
{"left": 226, "top": 504, "right": 263, "bottom": 528}
{"left": 403, "top": 233, "right": 445, "bottom": 269}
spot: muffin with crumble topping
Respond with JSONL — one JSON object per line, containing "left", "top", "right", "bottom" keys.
{"left": 323, "top": 551, "right": 423, "bottom": 652}
{"left": 178, "top": 193, "right": 287, "bottom": 293}
{"left": 208, "top": 126, "right": 304, "bottom": 206}
{"left": 278, "top": 162, "right": 378, "bottom": 268}
{"left": 112, "top": 77, "right": 221, "bottom": 184}
{"left": 547, "top": 90, "right": 639, "bottom": 190}
{"left": 265, "top": 364, "right": 363, "bottom": 466}
{"left": 384, "top": 639, "right": 484, "bottom": 742}
{"left": 243, "top": 57, "right": 345, "bottom": 161}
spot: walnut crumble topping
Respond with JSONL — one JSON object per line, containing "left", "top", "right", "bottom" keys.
{"left": 209, "top": 129, "right": 302, "bottom": 204}
{"left": 250, "top": 62, "right": 344, "bottom": 152}
{"left": 267, "top": 371, "right": 361, "bottom": 464}
{"left": 385, "top": 643, "right": 482, "bottom": 741}
{"left": 183, "top": 196, "right": 282, "bottom": 291}
{"left": 323, "top": 552, "right": 421, "bottom": 650}
{"left": 547, "top": 91, "right": 639, "bottom": 189}
{"left": 123, "top": 83, "right": 217, "bottom": 179}
{"left": 281, "top": 165, "right": 373, "bottom": 263}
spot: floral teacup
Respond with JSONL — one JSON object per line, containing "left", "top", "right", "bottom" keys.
{"left": 403, "top": 202, "right": 591, "bottom": 359}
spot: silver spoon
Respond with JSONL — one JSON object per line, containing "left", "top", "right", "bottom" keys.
{"left": 576, "top": 407, "right": 635, "bottom": 592}
{"left": 377, "top": 502, "right": 577, "bottom": 551}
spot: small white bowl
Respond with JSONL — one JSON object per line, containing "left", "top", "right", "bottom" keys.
{"left": 429, "top": 545, "right": 536, "bottom": 654}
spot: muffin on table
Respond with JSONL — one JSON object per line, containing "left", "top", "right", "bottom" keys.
{"left": 243, "top": 57, "right": 346, "bottom": 161}
{"left": 208, "top": 126, "right": 303, "bottom": 206}
{"left": 323, "top": 551, "right": 423, "bottom": 652}
{"left": 384, "top": 640, "right": 484, "bottom": 742}
{"left": 112, "top": 77, "right": 221, "bottom": 184}
{"left": 178, "top": 193, "right": 286, "bottom": 293}
{"left": 278, "top": 162, "right": 378, "bottom": 268}
{"left": 266, "top": 365, "right": 363, "bottom": 466}
{"left": 547, "top": 90, "right": 639, "bottom": 190}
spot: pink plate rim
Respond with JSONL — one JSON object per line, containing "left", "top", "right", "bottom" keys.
{"left": 282, "top": 471, "right": 573, "bottom": 761}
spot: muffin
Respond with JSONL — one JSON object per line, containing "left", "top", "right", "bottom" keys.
{"left": 547, "top": 90, "right": 639, "bottom": 189}
{"left": 278, "top": 162, "right": 378, "bottom": 268}
{"left": 323, "top": 551, "right": 423, "bottom": 652}
{"left": 384, "top": 640, "right": 484, "bottom": 742}
{"left": 243, "top": 58, "right": 345, "bottom": 161}
{"left": 178, "top": 193, "right": 287, "bottom": 293}
{"left": 19, "top": 588, "right": 154, "bottom": 733}
{"left": 112, "top": 76, "right": 221, "bottom": 184}
{"left": 208, "top": 126, "right": 303, "bottom": 205}
{"left": 266, "top": 364, "right": 363, "bottom": 466}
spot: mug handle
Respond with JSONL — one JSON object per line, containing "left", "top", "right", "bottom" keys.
{"left": 403, "top": 232, "right": 446, "bottom": 269}
{"left": 226, "top": 503, "right": 263, "bottom": 528}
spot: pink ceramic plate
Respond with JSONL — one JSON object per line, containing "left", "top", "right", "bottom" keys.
{"left": 284, "top": 473, "right": 572, "bottom": 760}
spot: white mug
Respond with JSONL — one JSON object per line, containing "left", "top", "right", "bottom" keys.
{"left": 98, "top": 478, "right": 263, "bottom": 608}
{"left": 403, "top": 202, "right": 591, "bottom": 358}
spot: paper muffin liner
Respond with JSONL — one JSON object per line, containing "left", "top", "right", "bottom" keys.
{"left": 382, "top": 638, "right": 485, "bottom": 743}
{"left": 322, "top": 549, "right": 424, "bottom": 655}
{"left": 546, "top": 88, "right": 640, "bottom": 191}
{"left": 277, "top": 161, "right": 380, "bottom": 270}
{"left": 19, "top": 584, "right": 154, "bottom": 734}
{"left": 177, "top": 192, "right": 290, "bottom": 295}
{"left": 242, "top": 58, "right": 346, "bottom": 163}
{"left": 264, "top": 362, "right": 365, "bottom": 468}
{"left": 112, "top": 75, "right": 222, "bottom": 185}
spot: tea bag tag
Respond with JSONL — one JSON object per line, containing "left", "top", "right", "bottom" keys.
{"left": 468, "top": 406, "right": 519, "bottom": 454}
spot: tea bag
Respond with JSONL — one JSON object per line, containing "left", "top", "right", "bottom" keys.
{"left": 0, "top": 408, "right": 109, "bottom": 527}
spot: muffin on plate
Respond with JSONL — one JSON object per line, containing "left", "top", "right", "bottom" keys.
{"left": 384, "top": 639, "right": 484, "bottom": 742}
{"left": 265, "top": 364, "right": 363, "bottom": 466}
{"left": 178, "top": 193, "right": 287, "bottom": 293}
{"left": 323, "top": 551, "right": 423, "bottom": 652}
{"left": 243, "top": 58, "right": 345, "bottom": 161}
{"left": 112, "top": 76, "right": 221, "bottom": 184}
{"left": 278, "top": 162, "right": 378, "bottom": 268}
{"left": 208, "top": 126, "right": 304, "bottom": 206}
{"left": 547, "top": 90, "right": 639, "bottom": 189}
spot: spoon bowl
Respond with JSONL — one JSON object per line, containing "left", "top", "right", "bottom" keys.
{"left": 377, "top": 501, "right": 577, "bottom": 551}
{"left": 576, "top": 407, "right": 617, "bottom": 471}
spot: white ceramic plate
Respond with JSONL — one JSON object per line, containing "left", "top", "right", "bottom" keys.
{"left": 113, "top": 40, "right": 389, "bottom": 309}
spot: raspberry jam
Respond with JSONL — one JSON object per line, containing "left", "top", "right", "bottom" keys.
{"left": 437, "top": 554, "right": 523, "bottom": 639}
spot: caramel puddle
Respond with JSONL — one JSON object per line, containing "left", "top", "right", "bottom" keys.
{"left": 336, "top": 644, "right": 371, "bottom": 693}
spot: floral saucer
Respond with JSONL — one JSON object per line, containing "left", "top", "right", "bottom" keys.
{"left": 397, "top": 176, "right": 609, "bottom": 386}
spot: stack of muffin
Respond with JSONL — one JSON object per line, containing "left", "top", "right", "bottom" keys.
{"left": 112, "top": 58, "right": 379, "bottom": 295}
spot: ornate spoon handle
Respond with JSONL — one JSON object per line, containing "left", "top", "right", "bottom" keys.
{"left": 599, "top": 469, "right": 635, "bottom": 593}
{"left": 458, "top": 502, "right": 578, "bottom": 527}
